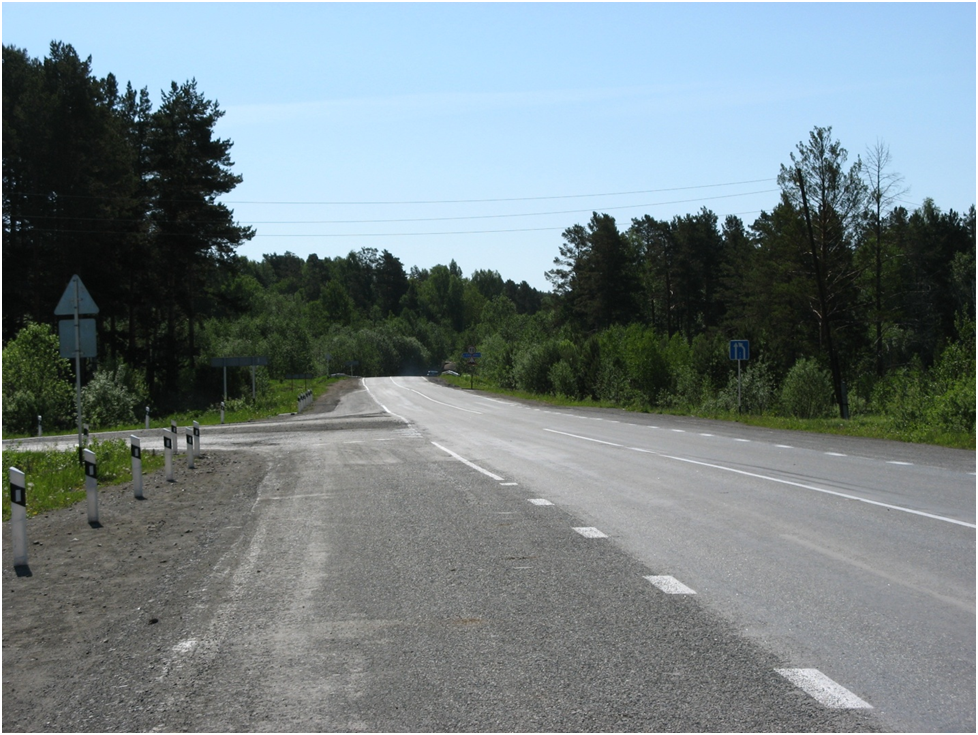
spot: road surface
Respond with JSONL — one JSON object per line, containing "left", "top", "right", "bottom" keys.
{"left": 3, "top": 377, "right": 972, "bottom": 731}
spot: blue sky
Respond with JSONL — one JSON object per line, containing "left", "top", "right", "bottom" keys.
{"left": 4, "top": 2, "right": 975, "bottom": 291}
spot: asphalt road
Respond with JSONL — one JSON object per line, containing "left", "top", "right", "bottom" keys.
{"left": 357, "top": 376, "right": 975, "bottom": 732}
{"left": 5, "top": 378, "right": 972, "bottom": 731}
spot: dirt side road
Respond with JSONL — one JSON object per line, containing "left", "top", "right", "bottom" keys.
{"left": 1, "top": 379, "right": 371, "bottom": 731}
{"left": 2, "top": 450, "right": 267, "bottom": 731}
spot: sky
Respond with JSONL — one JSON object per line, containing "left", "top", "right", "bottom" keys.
{"left": 3, "top": 2, "right": 975, "bottom": 291}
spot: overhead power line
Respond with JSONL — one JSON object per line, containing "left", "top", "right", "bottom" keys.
{"left": 223, "top": 178, "right": 777, "bottom": 205}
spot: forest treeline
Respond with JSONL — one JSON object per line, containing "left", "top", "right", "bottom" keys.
{"left": 3, "top": 42, "right": 975, "bottom": 445}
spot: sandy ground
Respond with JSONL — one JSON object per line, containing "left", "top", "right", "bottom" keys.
{"left": 1, "top": 380, "right": 363, "bottom": 732}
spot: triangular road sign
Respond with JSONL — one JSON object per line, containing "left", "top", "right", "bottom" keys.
{"left": 54, "top": 275, "right": 99, "bottom": 315}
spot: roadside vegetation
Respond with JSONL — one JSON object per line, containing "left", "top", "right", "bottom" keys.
{"left": 1, "top": 438, "right": 163, "bottom": 521}
{"left": 1, "top": 376, "right": 342, "bottom": 521}
{"left": 3, "top": 42, "right": 974, "bottom": 454}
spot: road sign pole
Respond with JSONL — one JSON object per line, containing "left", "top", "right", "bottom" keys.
{"left": 73, "top": 279, "right": 84, "bottom": 463}
{"left": 737, "top": 359, "right": 742, "bottom": 413}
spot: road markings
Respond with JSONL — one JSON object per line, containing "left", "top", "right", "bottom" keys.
{"left": 887, "top": 460, "right": 913, "bottom": 466}
{"left": 545, "top": 428, "right": 622, "bottom": 447}
{"left": 263, "top": 493, "right": 335, "bottom": 501}
{"left": 172, "top": 638, "right": 199, "bottom": 654}
{"left": 547, "top": 427, "right": 977, "bottom": 529}
{"left": 528, "top": 498, "right": 553, "bottom": 506}
{"left": 644, "top": 575, "right": 697, "bottom": 594}
{"left": 500, "top": 482, "right": 519, "bottom": 486}
{"left": 389, "top": 377, "right": 483, "bottom": 414}
{"left": 775, "top": 668, "right": 872, "bottom": 709}
{"left": 659, "top": 452, "right": 976, "bottom": 528}
{"left": 825, "top": 452, "right": 846, "bottom": 457}
{"left": 361, "top": 379, "right": 410, "bottom": 424}
{"left": 431, "top": 442, "right": 504, "bottom": 481}
{"left": 573, "top": 526, "right": 608, "bottom": 538}
{"left": 775, "top": 444, "right": 793, "bottom": 449}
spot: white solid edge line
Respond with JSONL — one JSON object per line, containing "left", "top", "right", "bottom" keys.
{"left": 361, "top": 378, "right": 410, "bottom": 424}
{"left": 544, "top": 428, "right": 622, "bottom": 447}
{"left": 644, "top": 575, "right": 697, "bottom": 594}
{"left": 388, "top": 376, "right": 483, "bottom": 415}
{"left": 775, "top": 668, "right": 872, "bottom": 709}
{"left": 661, "top": 452, "right": 977, "bottom": 529}
{"left": 431, "top": 442, "right": 504, "bottom": 481}
{"left": 528, "top": 498, "right": 553, "bottom": 505}
{"left": 546, "top": 428, "right": 976, "bottom": 529}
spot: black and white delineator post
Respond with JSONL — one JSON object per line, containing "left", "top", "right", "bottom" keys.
{"left": 145, "top": 406, "right": 150, "bottom": 430}
{"left": 170, "top": 420, "right": 179, "bottom": 454}
{"left": 131, "top": 436, "right": 143, "bottom": 499}
{"left": 163, "top": 430, "right": 174, "bottom": 482}
{"left": 186, "top": 428, "right": 195, "bottom": 469}
{"left": 220, "top": 401, "right": 225, "bottom": 425}
{"left": 37, "top": 415, "right": 42, "bottom": 437}
{"left": 83, "top": 448, "right": 98, "bottom": 524}
{"left": 9, "top": 467, "right": 28, "bottom": 568}
{"left": 192, "top": 420, "right": 200, "bottom": 458}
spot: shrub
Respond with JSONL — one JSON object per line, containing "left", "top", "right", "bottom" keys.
{"left": 81, "top": 363, "right": 144, "bottom": 428}
{"left": 549, "top": 360, "right": 578, "bottom": 399}
{"left": 512, "top": 341, "right": 561, "bottom": 395}
{"left": 2, "top": 322, "right": 75, "bottom": 434}
{"left": 711, "top": 359, "right": 777, "bottom": 415}
{"left": 780, "top": 358, "right": 834, "bottom": 419}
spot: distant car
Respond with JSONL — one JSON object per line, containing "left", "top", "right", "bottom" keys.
{"left": 427, "top": 370, "right": 439, "bottom": 376}
{"left": 442, "top": 370, "right": 459, "bottom": 377}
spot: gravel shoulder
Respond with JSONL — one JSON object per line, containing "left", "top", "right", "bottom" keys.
{"left": 1, "top": 379, "right": 368, "bottom": 731}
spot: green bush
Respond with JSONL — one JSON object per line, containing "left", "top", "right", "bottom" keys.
{"left": 2, "top": 322, "right": 75, "bottom": 434}
{"left": 710, "top": 359, "right": 777, "bottom": 415}
{"left": 81, "top": 361, "right": 146, "bottom": 429}
{"left": 549, "top": 359, "right": 578, "bottom": 398}
{"left": 513, "top": 341, "right": 561, "bottom": 395}
{"left": 780, "top": 358, "right": 834, "bottom": 419}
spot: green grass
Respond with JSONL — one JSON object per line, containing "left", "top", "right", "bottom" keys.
{"left": 155, "top": 376, "right": 338, "bottom": 431}
{"left": 441, "top": 374, "right": 976, "bottom": 449}
{"left": 2, "top": 376, "right": 340, "bottom": 439}
{"left": 2, "top": 438, "right": 165, "bottom": 521}
{"left": 0, "top": 377, "right": 342, "bottom": 520}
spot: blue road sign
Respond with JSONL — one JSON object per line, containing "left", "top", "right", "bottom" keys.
{"left": 729, "top": 340, "right": 750, "bottom": 361}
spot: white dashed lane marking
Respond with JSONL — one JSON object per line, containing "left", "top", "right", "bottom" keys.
{"left": 528, "top": 498, "right": 553, "bottom": 506}
{"left": 775, "top": 668, "right": 872, "bottom": 709}
{"left": 573, "top": 527, "right": 608, "bottom": 538}
{"left": 644, "top": 575, "right": 697, "bottom": 594}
